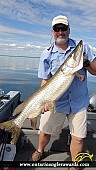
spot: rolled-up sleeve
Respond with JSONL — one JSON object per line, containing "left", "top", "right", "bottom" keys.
{"left": 38, "top": 50, "right": 52, "bottom": 79}
{"left": 84, "top": 44, "right": 95, "bottom": 61}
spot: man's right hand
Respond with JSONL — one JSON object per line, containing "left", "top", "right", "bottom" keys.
{"left": 41, "top": 103, "right": 49, "bottom": 113}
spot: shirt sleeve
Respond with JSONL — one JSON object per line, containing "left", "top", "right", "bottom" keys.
{"left": 84, "top": 44, "right": 95, "bottom": 61}
{"left": 38, "top": 49, "right": 52, "bottom": 79}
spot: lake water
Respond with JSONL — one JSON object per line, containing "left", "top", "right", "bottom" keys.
{"left": 0, "top": 55, "right": 96, "bottom": 101}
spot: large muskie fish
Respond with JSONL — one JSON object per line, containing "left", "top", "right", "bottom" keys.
{"left": 0, "top": 40, "right": 83, "bottom": 144}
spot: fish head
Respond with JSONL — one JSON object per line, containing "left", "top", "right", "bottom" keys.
{"left": 61, "top": 40, "right": 83, "bottom": 74}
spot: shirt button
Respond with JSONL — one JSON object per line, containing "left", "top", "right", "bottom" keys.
{"left": 69, "top": 91, "right": 71, "bottom": 93}
{"left": 70, "top": 100, "right": 71, "bottom": 102}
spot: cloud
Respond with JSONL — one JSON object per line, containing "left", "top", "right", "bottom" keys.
{"left": 0, "top": 42, "right": 44, "bottom": 50}
{"left": 0, "top": 0, "right": 51, "bottom": 27}
{"left": 0, "top": 0, "right": 38, "bottom": 24}
{"left": 0, "top": 25, "right": 50, "bottom": 40}
{"left": 0, "top": 39, "right": 46, "bottom": 57}
{"left": 0, "top": 0, "right": 96, "bottom": 28}
{"left": 26, "top": 44, "right": 42, "bottom": 49}
{"left": 0, "top": 0, "right": 96, "bottom": 49}
{"left": 37, "top": 0, "right": 96, "bottom": 31}
{"left": 0, "top": 0, "right": 96, "bottom": 31}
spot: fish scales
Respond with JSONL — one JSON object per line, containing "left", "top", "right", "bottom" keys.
{"left": 14, "top": 72, "right": 74, "bottom": 127}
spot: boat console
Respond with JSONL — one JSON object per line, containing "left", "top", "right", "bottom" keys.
{"left": 0, "top": 90, "right": 21, "bottom": 123}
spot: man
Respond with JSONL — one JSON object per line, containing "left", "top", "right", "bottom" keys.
{"left": 31, "top": 15, "right": 96, "bottom": 169}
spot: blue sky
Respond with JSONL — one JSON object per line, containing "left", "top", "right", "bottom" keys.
{"left": 0, "top": 0, "right": 96, "bottom": 56}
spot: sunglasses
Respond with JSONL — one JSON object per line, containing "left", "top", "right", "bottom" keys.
{"left": 53, "top": 26, "right": 69, "bottom": 32}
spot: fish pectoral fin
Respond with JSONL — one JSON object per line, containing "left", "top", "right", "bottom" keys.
{"left": 0, "top": 119, "right": 21, "bottom": 145}
{"left": 30, "top": 117, "right": 37, "bottom": 130}
{"left": 47, "top": 101, "right": 56, "bottom": 113}
{"left": 74, "top": 72, "right": 85, "bottom": 81}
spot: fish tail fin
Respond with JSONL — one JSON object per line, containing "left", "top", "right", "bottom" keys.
{"left": 0, "top": 119, "right": 21, "bottom": 145}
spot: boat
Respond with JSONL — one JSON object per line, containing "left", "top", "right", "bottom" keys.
{"left": 87, "top": 93, "right": 96, "bottom": 112}
{"left": 0, "top": 89, "right": 21, "bottom": 162}
{"left": 0, "top": 90, "right": 96, "bottom": 169}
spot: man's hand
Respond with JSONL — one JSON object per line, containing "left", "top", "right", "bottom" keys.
{"left": 83, "top": 53, "right": 96, "bottom": 75}
{"left": 83, "top": 53, "right": 90, "bottom": 68}
{"left": 41, "top": 103, "right": 49, "bottom": 113}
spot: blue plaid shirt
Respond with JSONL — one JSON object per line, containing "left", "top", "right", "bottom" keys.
{"left": 38, "top": 39, "right": 95, "bottom": 114}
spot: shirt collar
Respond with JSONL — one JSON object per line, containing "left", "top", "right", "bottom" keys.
{"left": 51, "top": 38, "right": 76, "bottom": 53}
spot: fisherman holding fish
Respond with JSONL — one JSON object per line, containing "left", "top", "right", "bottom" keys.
{"left": 31, "top": 15, "right": 96, "bottom": 169}
{"left": 0, "top": 15, "right": 96, "bottom": 170}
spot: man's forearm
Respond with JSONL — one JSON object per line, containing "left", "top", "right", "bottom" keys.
{"left": 86, "top": 61, "right": 96, "bottom": 75}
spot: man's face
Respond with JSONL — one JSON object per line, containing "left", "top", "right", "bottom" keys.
{"left": 52, "top": 24, "right": 70, "bottom": 45}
